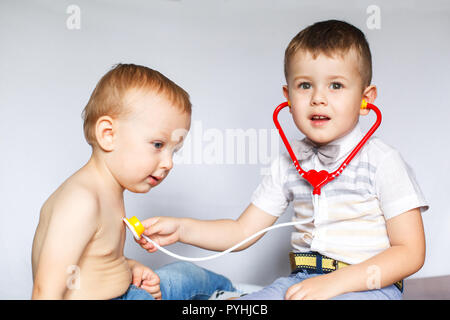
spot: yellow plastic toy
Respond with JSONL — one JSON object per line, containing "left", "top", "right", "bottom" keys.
{"left": 123, "top": 216, "right": 145, "bottom": 240}
{"left": 361, "top": 99, "right": 368, "bottom": 109}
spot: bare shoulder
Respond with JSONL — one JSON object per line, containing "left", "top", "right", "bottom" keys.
{"left": 41, "top": 171, "right": 100, "bottom": 223}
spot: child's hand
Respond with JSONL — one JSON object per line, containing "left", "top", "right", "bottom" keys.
{"left": 135, "top": 217, "right": 182, "bottom": 253}
{"left": 284, "top": 273, "right": 342, "bottom": 300}
{"left": 130, "top": 261, "right": 161, "bottom": 300}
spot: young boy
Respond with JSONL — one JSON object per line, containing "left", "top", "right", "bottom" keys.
{"left": 137, "top": 20, "right": 429, "bottom": 300}
{"left": 31, "top": 64, "right": 234, "bottom": 299}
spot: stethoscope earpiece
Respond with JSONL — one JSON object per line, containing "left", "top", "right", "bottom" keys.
{"left": 361, "top": 99, "right": 368, "bottom": 109}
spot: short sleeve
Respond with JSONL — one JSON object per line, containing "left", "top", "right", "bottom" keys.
{"left": 251, "top": 155, "right": 290, "bottom": 217}
{"left": 375, "top": 150, "right": 429, "bottom": 220}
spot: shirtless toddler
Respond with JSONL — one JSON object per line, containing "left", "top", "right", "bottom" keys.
{"left": 31, "top": 64, "right": 232, "bottom": 299}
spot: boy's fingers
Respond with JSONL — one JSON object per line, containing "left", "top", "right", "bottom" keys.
{"left": 285, "top": 284, "right": 299, "bottom": 300}
{"left": 134, "top": 237, "right": 156, "bottom": 252}
{"left": 132, "top": 271, "right": 142, "bottom": 287}
{"left": 142, "top": 217, "right": 160, "bottom": 229}
{"left": 141, "top": 240, "right": 152, "bottom": 249}
{"left": 143, "top": 276, "right": 160, "bottom": 286}
{"left": 144, "top": 222, "right": 163, "bottom": 236}
{"left": 143, "top": 242, "right": 155, "bottom": 250}
{"left": 146, "top": 235, "right": 165, "bottom": 248}
{"left": 147, "top": 246, "right": 158, "bottom": 253}
{"left": 285, "top": 284, "right": 304, "bottom": 300}
{"left": 143, "top": 268, "right": 158, "bottom": 280}
{"left": 138, "top": 234, "right": 177, "bottom": 252}
{"left": 141, "top": 284, "right": 160, "bottom": 294}
{"left": 135, "top": 237, "right": 147, "bottom": 245}
{"left": 135, "top": 235, "right": 161, "bottom": 252}
{"left": 148, "top": 289, "right": 162, "bottom": 300}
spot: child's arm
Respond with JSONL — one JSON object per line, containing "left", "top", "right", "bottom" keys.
{"left": 138, "top": 203, "right": 278, "bottom": 252}
{"left": 285, "top": 207, "right": 425, "bottom": 300}
{"left": 32, "top": 189, "right": 99, "bottom": 299}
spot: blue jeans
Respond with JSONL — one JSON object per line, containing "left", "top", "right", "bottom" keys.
{"left": 112, "top": 261, "right": 235, "bottom": 300}
{"left": 238, "top": 270, "right": 402, "bottom": 300}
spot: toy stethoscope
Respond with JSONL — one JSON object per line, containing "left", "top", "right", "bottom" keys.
{"left": 273, "top": 99, "right": 382, "bottom": 196}
{"left": 124, "top": 99, "right": 382, "bottom": 261}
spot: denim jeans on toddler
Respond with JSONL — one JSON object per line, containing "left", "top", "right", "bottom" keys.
{"left": 112, "top": 261, "right": 235, "bottom": 300}
{"left": 238, "top": 270, "right": 402, "bottom": 300}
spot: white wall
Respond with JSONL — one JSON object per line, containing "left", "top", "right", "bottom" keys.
{"left": 0, "top": 0, "right": 449, "bottom": 299}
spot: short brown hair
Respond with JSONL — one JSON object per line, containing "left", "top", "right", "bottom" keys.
{"left": 82, "top": 63, "right": 191, "bottom": 146}
{"left": 284, "top": 20, "right": 372, "bottom": 87}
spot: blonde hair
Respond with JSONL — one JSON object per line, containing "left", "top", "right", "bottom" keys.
{"left": 284, "top": 20, "right": 372, "bottom": 87}
{"left": 82, "top": 63, "right": 191, "bottom": 146}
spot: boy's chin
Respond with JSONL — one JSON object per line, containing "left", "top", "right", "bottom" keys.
{"left": 126, "top": 182, "right": 154, "bottom": 194}
{"left": 305, "top": 135, "right": 334, "bottom": 146}
{"left": 303, "top": 128, "right": 344, "bottom": 146}
{"left": 297, "top": 127, "right": 332, "bottom": 146}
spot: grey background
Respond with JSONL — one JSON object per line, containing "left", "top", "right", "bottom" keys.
{"left": 1, "top": 0, "right": 449, "bottom": 299}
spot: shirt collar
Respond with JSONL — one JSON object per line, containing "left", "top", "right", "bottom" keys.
{"left": 330, "top": 122, "right": 364, "bottom": 162}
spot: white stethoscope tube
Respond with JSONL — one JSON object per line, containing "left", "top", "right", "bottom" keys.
{"left": 136, "top": 220, "right": 302, "bottom": 262}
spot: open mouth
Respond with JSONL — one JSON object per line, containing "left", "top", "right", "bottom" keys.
{"left": 148, "top": 175, "right": 162, "bottom": 186}
{"left": 310, "top": 115, "right": 330, "bottom": 121}
{"left": 310, "top": 115, "right": 331, "bottom": 126}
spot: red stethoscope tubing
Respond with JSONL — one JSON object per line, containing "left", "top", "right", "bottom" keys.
{"left": 273, "top": 101, "right": 382, "bottom": 195}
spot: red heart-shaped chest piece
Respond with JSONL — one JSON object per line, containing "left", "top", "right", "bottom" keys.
{"left": 303, "top": 170, "right": 330, "bottom": 189}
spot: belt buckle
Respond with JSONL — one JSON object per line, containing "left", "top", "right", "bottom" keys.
{"left": 332, "top": 259, "right": 338, "bottom": 271}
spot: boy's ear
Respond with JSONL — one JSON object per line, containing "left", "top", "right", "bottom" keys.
{"left": 95, "top": 116, "right": 115, "bottom": 152}
{"left": 282, "top": 85, "right": 292, "bottom": 113}
{"left": 360, "top": 85, "right": 378, "bottom": 116}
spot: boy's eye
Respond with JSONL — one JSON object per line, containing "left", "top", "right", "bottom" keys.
{"left": 298, "top": 82, "right": 311, "bottom": 90}
{"left": 152, "top": 142, "right": 164, "bottom": 149}
{"left": 330, "top": 82, "right": 343, "bottom": 90}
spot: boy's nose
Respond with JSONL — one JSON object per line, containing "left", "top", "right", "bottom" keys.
{"left": 160, "top": 153, "right": 174, "bottom": 171}
{"left": 311, "top": 90, "right": 327, "bottom": 106}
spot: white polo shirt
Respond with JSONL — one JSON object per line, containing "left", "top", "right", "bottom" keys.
{"left": 251, "top": 123, "right": 429, "bottom": 265}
